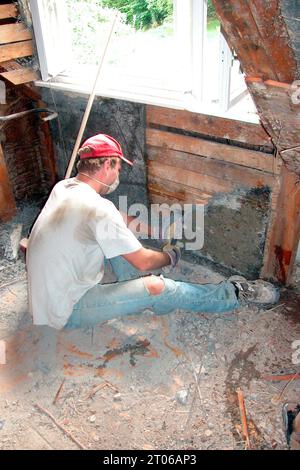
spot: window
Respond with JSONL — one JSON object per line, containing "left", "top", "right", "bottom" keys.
{"left": 29, "top": 0, "right": 257, "bottom": 121}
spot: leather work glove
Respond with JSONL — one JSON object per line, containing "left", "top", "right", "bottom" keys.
{"left": 162, "top": 243, "right": 181, "bottom": 273}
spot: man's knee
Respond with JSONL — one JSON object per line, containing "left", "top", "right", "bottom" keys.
{"left": 142, "top": 275, "right": 165, "bottom": 296}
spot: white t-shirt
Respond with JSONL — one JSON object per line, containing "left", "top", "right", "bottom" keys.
{"left": 26, "top": 178, "right": 142, "bottom": 329}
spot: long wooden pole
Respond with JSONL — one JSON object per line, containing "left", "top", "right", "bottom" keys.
{"left": 65, "top": 13, "right": 119, "bottom": 179}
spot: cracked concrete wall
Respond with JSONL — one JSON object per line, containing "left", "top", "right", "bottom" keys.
{"left": 40, "top": 89, "right": 148, "bottom": 209}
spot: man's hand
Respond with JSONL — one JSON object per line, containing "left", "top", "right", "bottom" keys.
{"left": 162, "top": 243, "right": 181, "bottom": 273}
{"left": 123, "top": 247, "right": 171, "bottom": 271}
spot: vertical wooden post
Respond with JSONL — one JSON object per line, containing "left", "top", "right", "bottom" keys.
{"left": 37, "top": 99, "right": 57, "bottom": 188}
{"left": 261, "top": 165, "right": 300, "bottom": 284}
{"left": 0, "top": 142, "right": 16, "bottom": 221}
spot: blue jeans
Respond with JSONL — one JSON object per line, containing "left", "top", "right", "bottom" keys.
{"left": 66, "top": 256, "right": 240, "bottom": 328}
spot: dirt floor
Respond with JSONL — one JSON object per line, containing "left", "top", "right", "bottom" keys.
{"left": 0, "top": 208, "right": 300, "bottom": 450}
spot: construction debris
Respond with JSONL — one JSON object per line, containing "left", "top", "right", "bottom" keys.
{"left": 53, "top": 379, "right": 66, "bottom": 405}
{"left": 35, "top": 403, "right": 87, "bottom": 450}
{"left": 237, "top": 389, "right": 251, "bottom": 450}
{"left": 0, "top": 224, "right": 22, "bottom": 261}
{"left": 263, "top": 373, "right": 300, "bottom": 382}
{"left": 175, "top": 390, "right": 188, "bottom": 406}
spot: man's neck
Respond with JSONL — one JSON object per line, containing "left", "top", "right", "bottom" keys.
{"left": 76, "top": 173, "right": 107, "bottom": 195}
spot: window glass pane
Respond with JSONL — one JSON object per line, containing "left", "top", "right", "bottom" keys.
{"left": 65, "top": 0, "right": 185, "bottom": 91}
{"left": 203, "top": 1, "right": 220, "bottom": 105}
{"left": 203, "top": 0, "right": 256, "bottom": 116}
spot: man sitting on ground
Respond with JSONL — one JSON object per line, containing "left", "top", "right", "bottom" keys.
{"left": 26, "top": 134, "right": 279, "bottom": 330}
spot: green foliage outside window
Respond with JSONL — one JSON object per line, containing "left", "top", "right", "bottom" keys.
{"left": 207, "top": 1, "right": 217, "bottom": 21}
{"left": 102, "top": 0, "right": 173, "bottom": 30}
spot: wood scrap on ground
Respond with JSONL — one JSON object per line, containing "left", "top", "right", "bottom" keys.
{"left": 263, "top": 372, "right": 300, "bottom": 382}
{"left": 53, "top": 379, "right": 66, "bottom": 405}
{"left": 35, "top": 403, "right": 87, "bottom": 450}
{"left": 237, "top": 388, "right": 252, "bottom": 450}
{"left": 84, "top": 381, "right": 118, "bottom": 400}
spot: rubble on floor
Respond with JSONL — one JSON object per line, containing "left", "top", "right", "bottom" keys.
{"left": 0, "top": 248, "right": 299, "bottom": 450}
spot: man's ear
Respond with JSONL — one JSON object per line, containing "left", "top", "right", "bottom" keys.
{"left": 103, "top": 159, "right": 111, "bottom": 173}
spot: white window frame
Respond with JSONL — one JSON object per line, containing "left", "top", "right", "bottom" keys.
{"left": 29, "top": 0, "right": 72, "bottom": 81}
{"left": 29, "top": 0, "right": 258, "bottom": 123}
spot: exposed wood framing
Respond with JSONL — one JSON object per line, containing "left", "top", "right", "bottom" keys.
{"left": 0, "top": 4, "right": 18, "bottom": 20}
{"left": 147, "top": 106, "right": 273, "bottom": 149}
{"left": 0, "top": 39, "right": 33, "bottom": 62}
{"left": 212, "top": 0, "right": 298, "bottom": 82}
{"left": 210, "top": 1, "right": 300, "bottom": 281}
{"left": 0, "top": 67, "right": 39, "bottom": 85}
{"left": 146, "top": 105, "right": 277, "bottom": 208}
{"left": 0, "top": 142, "right": 16, "bottom": 221}
{"left": 0, "top": 1, "right": 39, "bottom": 84}
{"left": 212, "top": 1, "right": 300, "bottom": 174}
{"left": 36, "top": 99, "right": 58, "bottom": 190}
{"left": 147, "top": 128, "right": 279, "bottom": 174}
{"left": 0, "top": 2, "right": 44, "bottom": 221}
{"left": 246, "top": 78, "right": 300, "bottom": 175}
{"left": 262, "top": 166, "right": 300, "bottom": 284}
{"left": 145, "top": 105, "right": 300, "bottom": 283}
{"left": 0, "top": 60, "right": 42, "bottom": 100}
{"left": 0, "top": 23, "right": 32, "bottom": 44}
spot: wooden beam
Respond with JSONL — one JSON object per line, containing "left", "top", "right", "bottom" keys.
{"left": 36, "top": 99, "right": 58, "bottom": 187}
{"left": 0, "top": 4, "right": 18, "bottom": 20}
{"left": 261, "top": 165, "right": 300, "bottom": 284}
{"left": 0, "top": 142, "right": 16, "bottom": 221}
{"left": 0, "top": 40, "right": 33, "bottom": 62}
{"left": 212, "top": 0, "right": 298, "bottom": 82}
{"left": 146, "top": 128, "right": 279, "bottom": 174}
{"left": 0, "top": 24, "right": 31, "bottom": 45}
{"left": 0, "top": 67, "right": 40, "bottom": 85}
{"left": 146, "top": 105, "right": 273, "bottom": 149}
{"left": 246, "top": 78, "right": 300, "bottom": 175}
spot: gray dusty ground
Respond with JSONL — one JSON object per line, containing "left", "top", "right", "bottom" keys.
{"left": 0, "top": 245, "right": 299, "bottom": 450}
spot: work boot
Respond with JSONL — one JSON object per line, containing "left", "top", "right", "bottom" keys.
{"left": 228, "top": 275, "right": 280, "bottom": 306}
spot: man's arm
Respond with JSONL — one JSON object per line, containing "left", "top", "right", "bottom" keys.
{"left": 120, "top": 212, "right": 153, "bottom": 238}
{"left": 123, "top": 247, "right": 171, "bottom": 271}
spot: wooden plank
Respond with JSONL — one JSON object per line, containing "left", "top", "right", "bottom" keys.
{"left": 0, "top": 143, "right": 16, "bottom": 221}
{"left": 0, "top": 5, "right": 18, "bottom": 20}
{"left": 146, "top": 128, "right": 279, "bottom": 174}
{"left": 261, "top": 166, "right": 300, "bottom": 284}
{"left": 0, "top": 62, "right": 42, "bottom": 100}
{"left": 146, "top": 105, "right": 273, "bottom": 149}
{"left": 0, "top": 24, "right": 31, "bottom": 45}
{"left": 149, "top": 192, "right": 209, "bottom": 208}
{"left": 149, "top": 175, "right": 213, "bottom": 200}
{"left": 0, "top": 40, "right": 33, "bottom": 62}
{"left": 147, "top": 146, "right": 275, "bottom": 189}
{"left": 148, "top": 160, "right": 233, "bottom": 194}
{"left": 212, "top": 0, "right": 298, "bottom": 82}
{"left": 0, "top": 67, "right": 40, "bottom": 85}
{"left": 148, "top": 176, "right": 212, "bottom": 206}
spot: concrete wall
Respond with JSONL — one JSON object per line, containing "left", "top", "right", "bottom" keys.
{"left": 41, "top": 89, "right": 148, "bottom": 209}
